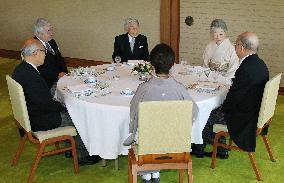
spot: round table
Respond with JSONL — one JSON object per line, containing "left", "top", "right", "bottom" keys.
{"left": 56, "top": 64, "right": 229, "bottom": 159}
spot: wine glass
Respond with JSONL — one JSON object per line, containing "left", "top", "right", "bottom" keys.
{"left": 204, "top": 70, "right": 211, "bottom": 81}
{"left": 211, "top": 71, "right": 219, "bottom": 83}
{"left": 114, "top": 56, "right": 121, "bottom": 66}
{"left": 180, "top": 57, "right": 187, "bottom": 66}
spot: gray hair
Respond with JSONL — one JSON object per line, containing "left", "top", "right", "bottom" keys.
{"left": 33, "top": 18, "right": 50, "bottom": 35}
{"left": 210, "top": 19, "right": 227, "bottom": 33}
{"left": 21, "top": 43, "right": 39, "bottom": 58}
{"left": 238, "top": 32, "right": 259, "bottom": 52}
{"left": 124, "top": 17, "right": 139, "bottom": 30}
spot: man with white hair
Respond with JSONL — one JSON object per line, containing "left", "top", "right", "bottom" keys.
{"left": 200, "top": 32, "right": 269, "bottom": 159}
{"left": 34, "top": 18, "right": 68, "bottom": 89}
{"left": 112, "top": 17, "right": 149, "bottom": 62}
{"left": 12, "top": 38, "right": 101, "bottom": 166}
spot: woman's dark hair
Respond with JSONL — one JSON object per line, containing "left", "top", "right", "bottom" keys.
{"left": 149, "top": 43, "right": 175, "bottom": 74}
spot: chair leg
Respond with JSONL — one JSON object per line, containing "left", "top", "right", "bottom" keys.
{"left": 69, "top": 137, "right": 79, "bottom": 174}
{"left": 262, "top": 135, "right": 276, "bottom": 162}
{"left": 179, "top": 169, "right": 184, "bottom": 183}
{"left": 211, "top": 133, "right": 221, "bottom": 169}
{"left": 11, "top": 134, "right": 27, "bottom": 166}
{"left": 187, "top": 162, "right": 193, "bottom": 183}
{"left": 248, "top": 153, "right": 262, "bottom": 181}
{"left": 28, "top": 143, "right": 46, "bottom": 183}
{"left": 132, "top": 164, "right": 138, "bottom": 183}
{"left": 128, "top": 157, "right": 133, "bottom": 183}
{"left": 55, "top": 142, "right": 60, "bottom": 149}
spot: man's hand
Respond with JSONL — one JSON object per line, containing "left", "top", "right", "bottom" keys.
{"left": 58, "top": 72, "right": 66, "bottom": 78}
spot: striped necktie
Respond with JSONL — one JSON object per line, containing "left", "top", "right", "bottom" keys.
{"left": 130, "top": 37, "right": 135, "bottom": 52}
{"left": 45, "top": 42, "right": 55, "bottom": 55}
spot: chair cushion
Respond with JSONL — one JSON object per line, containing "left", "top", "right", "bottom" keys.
{"left": 213, "top": 124, "right": 228, "bottom": 133}
{"left": 32, "top": 126, "right": 77, "bottom": 142}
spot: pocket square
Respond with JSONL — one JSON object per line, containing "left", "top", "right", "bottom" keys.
{"left": 139, "top": 45, "right": 143, "bottom": 48}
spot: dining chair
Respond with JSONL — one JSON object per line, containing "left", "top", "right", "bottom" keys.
{"left": 6, "top": 75, "right": 79, "bottom": 183}
{"left": 128, "top": 100, "right": 193, "bottom": 183}
{"left": 210, "top": 73, "right": 282, "bottom": 181}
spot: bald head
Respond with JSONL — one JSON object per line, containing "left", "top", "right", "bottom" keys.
{"left": 21, "top": 38, "right": 45, "bottom": 66}
{"left": 237, "top": 32, "right": 259, "bottom": 52}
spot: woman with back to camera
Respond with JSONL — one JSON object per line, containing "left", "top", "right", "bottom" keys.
{"left": 124, "top": 43, "right": 198, "bottom": 183}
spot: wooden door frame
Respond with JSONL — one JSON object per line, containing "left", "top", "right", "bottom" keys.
{"left": 160, "top": 0, "right": 180, "bottom": 63}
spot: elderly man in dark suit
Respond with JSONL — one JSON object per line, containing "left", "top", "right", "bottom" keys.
{"left": 34, "top": 18, "right": 68, "bottom": 90}
{"left": 112, "top": 17, "right": 149, "bottom": 62}
{"left": 12, "top": 38, "right": 101, "bottom": 166}
{"left": 194, "top": 32, "right": 269, "bottom": 159}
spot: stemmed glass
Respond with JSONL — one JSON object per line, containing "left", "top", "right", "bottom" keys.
{"left": 204, "top": 70, "right": 211, "bottom": 81}
{"left": 211, "top": 71, "right": 219, "bottom": 83}
{"left": 114, "top": 56, "right": 121, "bottom": 66}
{"left": 180, "top": 57, "right": 187, "bottom": 66}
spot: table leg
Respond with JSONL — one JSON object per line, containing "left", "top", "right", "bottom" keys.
{"left": 101, "top": 159, "right": 107, "bottom": 167}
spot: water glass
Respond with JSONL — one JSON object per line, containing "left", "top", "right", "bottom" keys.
{"left": 180, "top": 57, "right": 187, "bottom": 66}
{"left": 114, "top": 56, "right": 121, "bottom": 66}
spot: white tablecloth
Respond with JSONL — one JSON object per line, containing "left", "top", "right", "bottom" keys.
{"left": 56, "top": 64, "right": 228, "bottom": 159}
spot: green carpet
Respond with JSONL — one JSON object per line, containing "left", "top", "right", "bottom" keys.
{"left": 0, "top": 57, "right": 283, "bottom": 183}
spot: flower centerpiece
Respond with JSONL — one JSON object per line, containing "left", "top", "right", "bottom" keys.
{"left": 132, "top": 61, "right": 153, "bottom": 81}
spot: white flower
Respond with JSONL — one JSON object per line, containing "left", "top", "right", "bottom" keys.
{"left": 133, "top": 70, "right": 138, "bottom": 75}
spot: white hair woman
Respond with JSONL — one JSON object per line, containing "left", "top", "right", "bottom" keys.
{"left": 203, "top": 19, "right": 239, "bottom": 79}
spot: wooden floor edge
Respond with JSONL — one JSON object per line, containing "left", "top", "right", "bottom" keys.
{"left": 1, "top": 49, "right": 283, "bottom": 96}
{"left": 0, "top": 49, "right": 109, "bottom": 67}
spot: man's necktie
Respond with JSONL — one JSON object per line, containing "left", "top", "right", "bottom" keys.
{"left": 130, "top": 37, "right": 135, "bottom": 52}
{"left": 45, "top": 42, "right": 55, "bottom": 55}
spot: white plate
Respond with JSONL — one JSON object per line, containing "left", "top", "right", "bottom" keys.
{"left": 195, "top": 82, "right": 219, "bottom": 91}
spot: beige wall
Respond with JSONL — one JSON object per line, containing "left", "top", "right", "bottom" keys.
{"left": 180, "top": 0, "right": 284, "bottom": 87}
{"left": 0, "top": 0, "right": 160, "bottom": 62}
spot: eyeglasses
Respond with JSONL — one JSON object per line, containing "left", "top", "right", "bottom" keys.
{"left": 234, "top": 42, "right": 243, "bottom": 47}
{"left": 37, "top": 49, "right": 46, "bottom": 53}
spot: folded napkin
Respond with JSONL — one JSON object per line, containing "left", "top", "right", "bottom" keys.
{"left": 187, "top": 66, "right": 210, "bottom": 73}
{"left": 67, "top": 84, "right": 92, "bottom": 93}
{"left": 127, "top": 60, "right": 142, "bottom": 66}
{"left": 196, "top": 83, "right": 218, "bottom": 91}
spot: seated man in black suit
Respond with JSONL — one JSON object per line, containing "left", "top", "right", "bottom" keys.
{"left": 12, "top": 38, "right": 101, "bottom": 166}
{"left": 33, "top": 18, "right": 68, "bottom": 90}
{"left": 195, "top": 32, "right": 269, "bottom": 159}
{"left": 112, "top": 17, "right": 149, "bottom": 62}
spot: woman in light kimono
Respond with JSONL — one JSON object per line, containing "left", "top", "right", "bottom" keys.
{"left": 124, "top": 43, "right": 198, "bottom": 183}
{"left": 203, "top": 19, "right": 239, "bottom": 79}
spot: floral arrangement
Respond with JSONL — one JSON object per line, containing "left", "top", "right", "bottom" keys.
{"left": 132, "top": 62, "right": 153, "bottom": 75}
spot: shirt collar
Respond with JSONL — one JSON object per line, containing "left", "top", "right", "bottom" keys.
{"left": 239, "top": 53, "right": 255, "bottom": 64}
{"left": 128, "top": 34, "right": 135, "bottom": 42}
{"left": 36, "top": 36, "right": 47, "bottom": 48}
{"left": 24, "top": 60, "right": 39, "bottom": 73}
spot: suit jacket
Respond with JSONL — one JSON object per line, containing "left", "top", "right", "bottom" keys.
{"left": 112, "top": 33, "right": 149, "bottom": 62}
{"left": 37, "top": 39, "right": 68, "bottom": 89}
{"left": 222, "top": 54, "right": 269, "bottom": 152}
{"left": 12, "top": 61, "right": 65, "bottom": 131}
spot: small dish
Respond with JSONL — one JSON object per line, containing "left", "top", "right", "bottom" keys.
{"left": 106, "top": 66, "right": 115, "bottom": 71}
{"left": 120, "top": 88, "right": 135, "bottom": 96}
{"left": 84, "top": 77, "right": 97, "bottom": 84}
